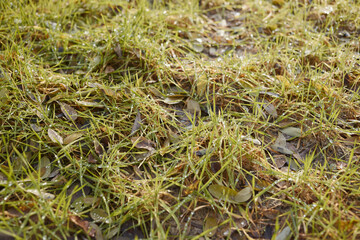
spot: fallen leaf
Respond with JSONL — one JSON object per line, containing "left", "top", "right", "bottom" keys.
{"left": 29, "top": 137, "right": 39, "bottom": 152}
{"left": 71, "top": 196, "right": 98, "bottom": 213}
{"left": 131, "top": 111, "right": 142, "bottom": 135}
{"left": 187, "top": 99, "right": 201, "bottom": 113}
{"left": 134, "top": 150, "right": 155, "bottom": 162}
{"left": 114, "top": 44, "right": 122, "bottom": 58}
{"left": 90, "top": 222, "right": 104, "bottom": 240}
{"left": 148, "top": 87, "right": 164, "bottom": 98}
{"left": 25, "top": 189, "right": 55, "bottom": 200}
{"left": 280, "top": 127, "right": 302, "bottom": 137}
{"left": 273, "top": 155, "right": 287, "bottom": 168}
{"left": 38, "top": 156, "right": 51, "bottom": 179}
{"left": 204, "top": 216, "right": 218, "bottom": 237}
{"left": 34, "top": 107, "right": 46, "bottom": 119}
{"left": 89, "top": 55, "right": 101, "bottom": 70}
{"left": 30, "top": 123, "right": 42, "bottom": 132}
{"left": 241, "top": 135, "right": 261, "bottom": 145}
{"left": 192, "top": 39, "right": 204, "bottom": 53}
{"left": 75, "top": 100, "right": 104, "bottom": 108}
{"left": 271, "top": 132, "right": 293, "bottom": 155}
{"left": 197, "top": 74, "right": 207, "bottom": 96}
{"left": 162, "top": 96, "right": 184, "bottom": 104}
{"left": 48, "top": 128, "right": 63, "bottom": 144}
{"left": 90, "top": 209, "right": 110, "bottom": 223}
{"left": 102, "top": 87, "right": 117, "bottom": 98}
{"left": 69, "top": 215, "right": 96, "bottom": 237}
{"left": 208, "top": 184, "right": 250, "bottom": 203}
{"left": 275, "top": 226, "right": 292, "bottom": 240}
{"left": 274, "top": 132, "right": 286, "bottom": 146}
{"left": 64, "top": 132, "right": 84, "bottom": 145}
{"left": 234, "top": 187, "right": 252, "bottom": 202}
{"left": 131, "top": 136, "right": 156, "bottom": 151}
{"left": 288, "top": 159, "right": 301, "bottom": 171}
{"left": 166, "top": 86, "right": 187, "bottom": 96}
{"left": 105, "top": 65, "right": 115, "bottom": 74}
{"left": 272, "top": 145, "right": 293, "bottom": 155}
{"left": 210, "top": 160, "right": 222, "bottom": 173}
{"left": 209, "top": 184, "right": 237, "bottom": 202}
{"left": 58, "top": 102, "right": 78, "bottom": 121}
{"left": 94, "top": 139, "right": 104, "bottom": 156}
{"left": 262, "top": 99, "right": 278, "bottom": 119}
{"left": 88, "top": 154, "right": 97, "bottom": 164}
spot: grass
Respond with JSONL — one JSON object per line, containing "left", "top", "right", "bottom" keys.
{"left": 1, "top": 0, "right": 360, "bottom": 239}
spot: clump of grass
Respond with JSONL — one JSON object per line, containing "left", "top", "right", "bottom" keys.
{"left": 1, "top": 0, "right": 360, "bottom": 239}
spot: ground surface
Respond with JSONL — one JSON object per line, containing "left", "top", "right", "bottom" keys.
{"left": 1, "top": 0, "right": 360, "bottom": 239}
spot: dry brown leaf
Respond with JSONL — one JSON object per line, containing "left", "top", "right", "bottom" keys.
{"left": 69, "top": 215, "right": 96, "bottom": 237}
